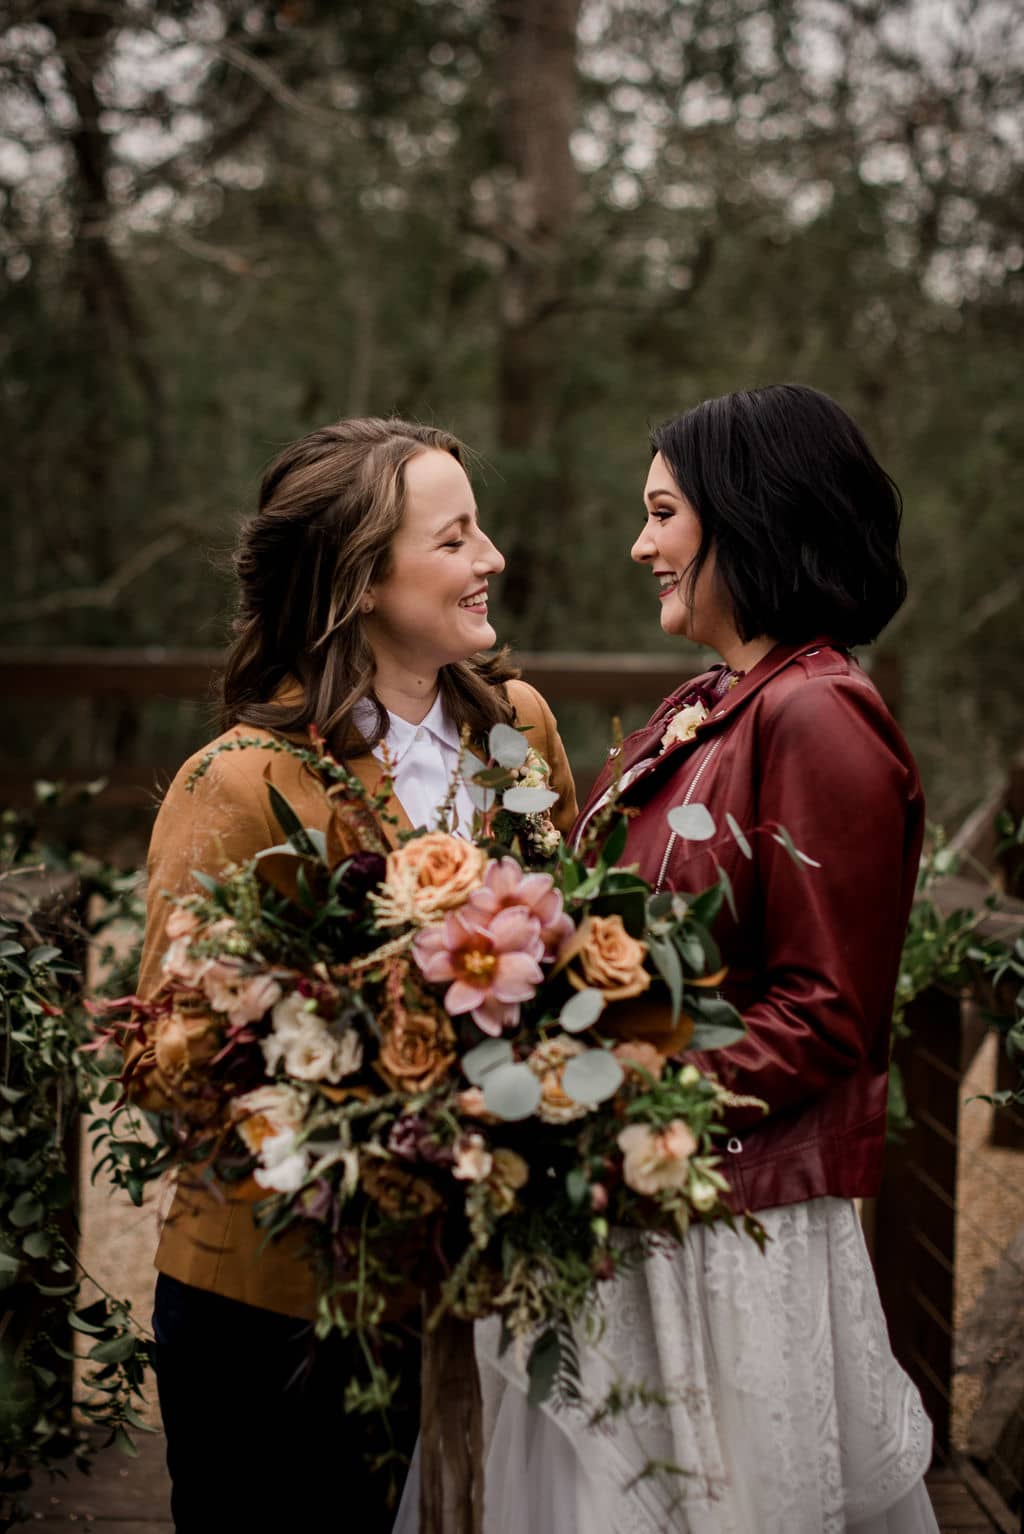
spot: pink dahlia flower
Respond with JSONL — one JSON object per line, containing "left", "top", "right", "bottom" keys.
{"left": 466, "top": 858, "right": 573, "bottom": 958}
{"left": 412, "top": 905, "right": 544, "bottom": 1036}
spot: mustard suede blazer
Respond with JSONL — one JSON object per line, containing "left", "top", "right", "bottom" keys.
{"left": 128, "top": 680, "right": 577, "bottom": 1320}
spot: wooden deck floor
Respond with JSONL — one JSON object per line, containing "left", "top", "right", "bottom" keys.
{"left": 17, "top": 1436, "right": 1015, "bottom": 1531}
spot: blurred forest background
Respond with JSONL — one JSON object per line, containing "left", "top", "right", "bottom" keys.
{"left": 1, "top": 0, "right": 1022, "bottom": 826}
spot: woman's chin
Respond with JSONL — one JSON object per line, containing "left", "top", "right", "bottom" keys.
{"left": 450, "top": 616, "right": 497, "bottom": 659}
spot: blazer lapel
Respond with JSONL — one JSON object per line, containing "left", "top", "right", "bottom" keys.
{"left": 343, "top": 754, "right": 414, "bottom": 848}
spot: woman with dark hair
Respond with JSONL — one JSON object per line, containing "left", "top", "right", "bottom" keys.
{"left": 468, "top": 386, "right": 937, "bottom": 1533}
{"left": 124, "top": 418, "right": 577, "bottom": 1532}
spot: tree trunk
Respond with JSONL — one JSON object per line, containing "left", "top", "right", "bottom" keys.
{"left": 52, "top": 3, "right": 168, "bottom": 590}
{"left": 494, "top": 0, "right": 581, "bottom": 633}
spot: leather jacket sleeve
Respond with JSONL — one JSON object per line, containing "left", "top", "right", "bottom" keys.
{"left": 691, "top": 675, "right": 922, "bottom": 1129}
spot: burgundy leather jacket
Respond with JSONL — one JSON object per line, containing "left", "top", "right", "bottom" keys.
{"left": 575, "top": 639, "right": 924, "bottom": 1214}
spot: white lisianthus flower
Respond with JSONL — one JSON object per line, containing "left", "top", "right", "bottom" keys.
{"left": 233, "top": 1084, "right": 306, "bottom": 1155}
{"left": 660, "top": 702, "right": 708, "bottom": 752}
{"left": 282, "top": 1028, "right": 341, "bottom": 1082}
{"left": 263, "top": 991, "right": 365, "bottom": 1084}
{"left": 253, "top": 1129, "right": 309, "bottom": 1193}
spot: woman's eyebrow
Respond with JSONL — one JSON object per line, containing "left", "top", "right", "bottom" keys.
{"left": 433, "top": 509, "right": 477, "bottom": 537}
{"left": 644, "top": 485, "right": 680, "bottom": 504}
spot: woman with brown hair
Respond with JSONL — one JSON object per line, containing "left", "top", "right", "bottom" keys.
{"left": 125, "top": 418, "right": 577, "bottom": 1532}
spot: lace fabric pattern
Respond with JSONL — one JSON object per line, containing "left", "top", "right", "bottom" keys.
{"left": 473, "top": 1198, "right": 934, "bottom": 1534}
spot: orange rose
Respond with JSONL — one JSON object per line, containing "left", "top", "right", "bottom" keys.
{"left": 377, "top": 1006, "right": 456, "bottom": 1094}
{"left": 566, "top": 915, "right": 651, "bottom": 1002}
{"left": 376, "top": 832, "right": 487, "bottom": 924}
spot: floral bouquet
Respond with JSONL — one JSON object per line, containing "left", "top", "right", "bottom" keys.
{"left": 97, "top": 722, "right": 763, "bottom": 1530}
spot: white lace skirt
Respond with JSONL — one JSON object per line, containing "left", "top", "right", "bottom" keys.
{"left": 394, "top": 1197, "right": 938, "bottom": 1534}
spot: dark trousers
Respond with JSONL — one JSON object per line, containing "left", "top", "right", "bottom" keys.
{"left": 152, "top": 1273, "right": 419, "bottom": 1534}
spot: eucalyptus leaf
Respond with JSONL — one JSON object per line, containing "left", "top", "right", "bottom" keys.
{"left": 526, "top": 1327, "right": 561, "bottom": 1408}
{"left": 27, "top": 945, "right": 62, "bottom": 968}
{"left": 465, "top": 780, "right": 495, "bottom": 814}
{"left": 68, "top": 1313, "right": 108, "bottom": 1335}
{"left": 689, "top": 998, "right": 746, "bottom": 1051}
{"left": 89, "top": 1332, "right": 137, "bottom": 1365}
{"left": 502, "top": 786, "right": 559, "bottom": 814}
{"left": 482, "top": 1062, "right": 542, "bottom": 1121}
{"left": 559, "top": 989, "right": 605, "bottom": 1033}
{"left": 647, "top": 935, "right": 683, "bottom": 1021}
{"left": 667, "top": 803, "right": 716, "bottom": 841}
{"left": 0, "top": 940, "right": 25, "bottom": 959}
{"left": 562, "top": 1049, "right": 624, "bottom": 1105}
{"left": 715, "top": 861, "right": 738, "bottom": 921}
{"left": 771, "top": 826, "right": 821, "bottom": 868}
{"left": 462, "top": 1038, "right": 513, "bottom": 1085}
{"left": 22, "top": 1230, "right": 51, "bottom": 1260}
{"left": 488, "top": 723, "right": 530, "bottom": 769}
{"left": 724, "top": 813, "right": 753, "bottom": 859}
{"left": 9, "top": 1193, "right": 43, "bottom": 1229}
{"left": 689, "top": 1019, "right": 747, "bottom": 1050}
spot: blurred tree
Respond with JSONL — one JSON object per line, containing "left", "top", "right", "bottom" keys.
{"left": 0, "top": 0, "right": 1020, "bottom": 818}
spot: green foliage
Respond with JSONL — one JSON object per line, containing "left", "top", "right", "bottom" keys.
{"left": 890, "top": 824, "right": 1024, "bottom": 1132}
{"left": 0, "top": 795, "right": 150, "bottom": 1525}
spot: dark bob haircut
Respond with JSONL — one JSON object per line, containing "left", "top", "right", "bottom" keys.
{"left": 650, "top": 384, "right": 907, "bottom": 647}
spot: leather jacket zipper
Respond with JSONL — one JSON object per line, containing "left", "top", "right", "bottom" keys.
{"left": 655, "top": 738, "right": 722, "bottom": 892}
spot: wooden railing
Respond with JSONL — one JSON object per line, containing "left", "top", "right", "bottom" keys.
{"left": 871, "top": 752, "right": 1024, "bottom": 1528}
{"left": 0, "top": 645, "right": 904, "bottom": 809}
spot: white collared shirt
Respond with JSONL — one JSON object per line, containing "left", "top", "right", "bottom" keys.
{"left": 353, "top": 693, "right": 477, "bottom": 837}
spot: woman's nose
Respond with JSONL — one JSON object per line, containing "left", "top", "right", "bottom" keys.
{"left": 477, "top": 532, "right": 505, "bottom": 575}
{"left": 631, "top": 525, "right": 655, "bottom": 564}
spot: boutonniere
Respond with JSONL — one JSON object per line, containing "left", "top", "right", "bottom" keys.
{"left": 660, "top": 700, "right": 708, "bottom": 752}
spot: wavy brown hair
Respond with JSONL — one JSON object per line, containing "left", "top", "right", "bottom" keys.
{"left": 220, "top": 417, "right": 517, "bottom": 756}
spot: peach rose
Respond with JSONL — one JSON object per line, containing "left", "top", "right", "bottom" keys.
{"left": 375, "top": 832, "right": 488, "bottom": 925}
{"left": 617, "top": 1119, "right": 697, "bottom": 1197}
{"left": 612, "top": 1040, "right": 666, "bottom": 1082}
{"left": 154, "top": 1007, "right": 221, "bottom": 1085}
{"left": 566, "top": 915, "right": 651, "bottom": 1002}
{"left": 377, "top": 1007, "right": 457, "bottom": 1094}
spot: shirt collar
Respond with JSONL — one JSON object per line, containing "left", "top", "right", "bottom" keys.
{"left": 354, "top": 692, "right": 462, "bottom": 769}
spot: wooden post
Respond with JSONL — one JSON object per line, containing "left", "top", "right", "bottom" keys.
{"left": 874, "top": 985, "right": 963, "bottom": 1455}
{"left": 991, "top": 751, "right": 1024, "bottom": 1150}
{"left": 419, "top": 1305, "right": 485, "bottom": 1534}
